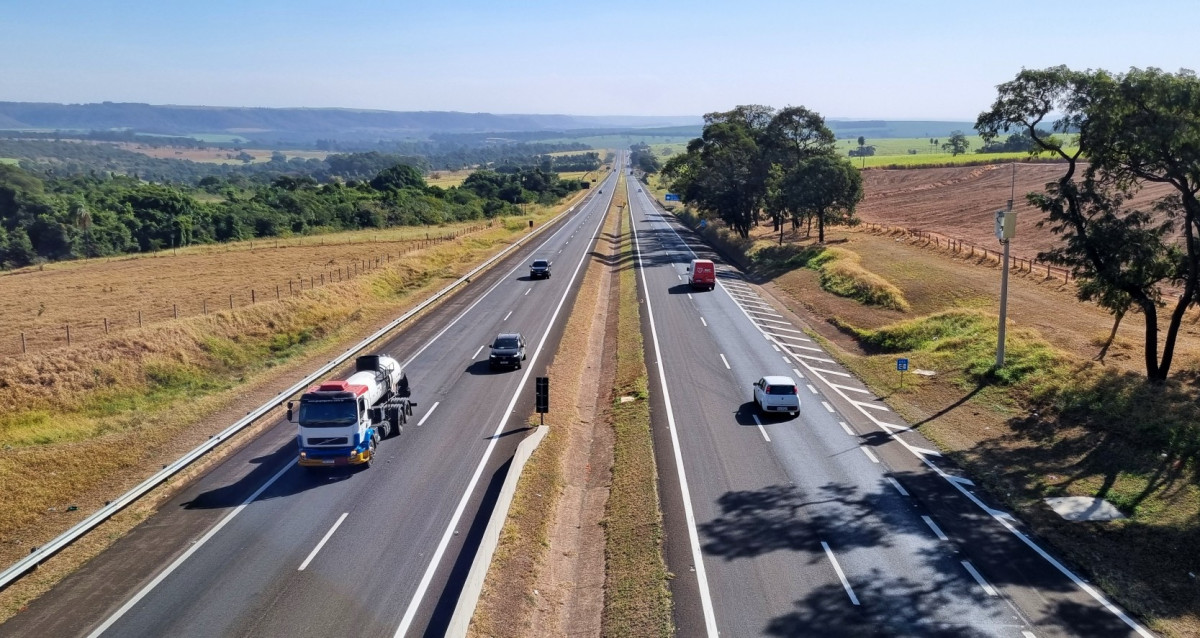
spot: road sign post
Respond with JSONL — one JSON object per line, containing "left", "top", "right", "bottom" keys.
{"left": 535, "top": 376, "right": 549, "bottom": 426}
{"left": 897, "top": 358, "right": 909, "bottom": 388}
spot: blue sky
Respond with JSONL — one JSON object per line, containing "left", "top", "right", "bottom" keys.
{"left": 2, "top": 0, "right": 1195, "bottom": 119}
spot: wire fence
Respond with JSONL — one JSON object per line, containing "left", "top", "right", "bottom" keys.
{"left": 859, "top": 222, "right": 1074, "bottom": 283}
{"left": 5, "top": 225, "right": 490, "bottom": 357}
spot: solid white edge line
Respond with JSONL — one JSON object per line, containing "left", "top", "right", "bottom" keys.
{"left": 719, "top": 354, "right": 730, "bottom": 369}
{"left": 751, "top": 413, "right": 771, "bottom": 442}
{"left": 298, "top": 512, "right": 349, "bottom": 571}
{"left": 961, "top": 560, "right": 998, "bottom": 596}
{"left": 630, "top": 201, "right": 720, "bottom": 637}
{"left": 839, "top": 421, "right": 855, "bottom": 436}
{"left": 821, "top": 541, "right": 860, "bottom": 606}
{"left": 416, "top": 401, "right": 440, "bottom": 427}
{"left": 860, "top": 446, "right": 880, "bottom": 463}
{"left": 886, "top": 477, "right": 910, "bottom": 497}
{"left": 471, "top": 345, "right": 484, "bottom": 360}
{"left": 87, "top": 462, "right": 294, "bottom": 637}
{"left": 393, "top": 174, "right": 618, "bottom": 638}
{"left": 821, "top": 401, "right": 835, "bottom": 413}
{"left": 922, "top": 515, "right": 949, "bottom": 541}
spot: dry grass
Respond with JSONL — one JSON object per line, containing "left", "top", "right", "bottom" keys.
{"left": 426, "top": 169, "right": 474, "bottom": 188}
{"left": 734, "top": 222, "right": 1200, "bottom": 637}
{"left": 602, "top": 177, "right": 673, "bottom": 637}
{"left": 0, "top": 189, "right": 592, "bottom": 617}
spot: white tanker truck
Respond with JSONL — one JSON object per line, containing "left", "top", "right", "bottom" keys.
{"left": 287, "top": 354, "right": 414, "bottom": 468}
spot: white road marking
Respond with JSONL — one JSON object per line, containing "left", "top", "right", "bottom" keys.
{"left": 806, "top": 384, "right": 818, "bottom": 394}
{"left": 416, "top": 401, "right": 440, "bottom": 426}
{"left": 771, "top": 344, "right": 779, "bottom": 352}
{"left": 298, "top": 512, "right": 349, "bottom": 571}
{"left": 839, "top": 421, "right": 855, "bottom": 436}
{"left": 524, "top": 288, "right": 531, "bottom": 296}
{"left": 749, "top": 316, "right": 794, "bottom": 327}
{"left": 472, "top": 345, "right": 484, "bottom": 359}
{"left": 781, "top": 356, "right": 790, "bottom": 363}
{"left": 761, "top": 325, "right": 806, "bottom": 335}
{"left": 687, "top": 293, "right": 693, "bottom": 300}
{"left": 809, "top": 367, "right": 850, "bottom": 377}
{"left": 744, "top": 308, "right": 785, "bottom": 318}
{"left": 792, "top": 368, "right": 804, "bottom": 379}
{"left": 922, "top": 515, "right": 948, "bottom": 541}
{"left": 630, "top": 207, "right": 719, "bottom": 637}
{"left": 821, "top": 542, "right": 860, "bottom": 605}
{"left": 910, "top": 446, "right": 942, "bottom": 457}
{"left": 962, "top": 561, "right": 998, "bottom": 596}
{"left": 886, "top": 477, "right": 910, "bottom": 496}
{"left": 860, "top": 446, "right": 880, "bottom": 463}
{"left": 395, "top": 180, "right": 617, "bottom": 638}
{"left": 752, "top": 413, "right": 771, "bottom": 442}
{"left": 503, "top": 310, "right": 512, "bottom": 321}
{"left": 852, "top": 400, "right": 891, "bottom": 412}
{"left": 86, "top": 462, "right": 295, "bottom": 637}
{"left": 795, "top": 354, "right": 836, "bottom": 363}
{"left": 832, "top": 383, "right": 872, "bottom": 395}
{"left": 821, "top": 401, "right": 835, "bottom": 413}
{"left": 879, "top": 422, "right": 913, "bottom": 433}
{"left": 719, "top": 354, "right": 731, "bottom": 369}
{"left": 947, "top": 475, "right": 976, "bottom": 487}
{"left": 700, "top": 316, "right": 707, "bottom": 327}
{"left": 1023, "top": 632, "right": 1037, "bottom": 638}
{"left": 678, "top": 274, "right": 682, "bottom": 280}
{"left": 791, "top": 344, "right": 827, "bottom": 353}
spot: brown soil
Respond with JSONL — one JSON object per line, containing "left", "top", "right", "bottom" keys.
{"left": 856, "top": 163, "right": 1178, "bottom": 263}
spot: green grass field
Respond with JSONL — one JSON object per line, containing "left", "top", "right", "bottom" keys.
{"left": 0, "top": 158, "right": 19, "bottom": 166}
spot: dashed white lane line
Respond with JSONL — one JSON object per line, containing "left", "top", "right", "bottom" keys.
{"left": 752, "top": 413, "right": 771, "bottom": 442}
{"left": 809, "top": 367, "right": 850, "bottom": 377}
{"left": 791, "top": 368, "right": 804, "bottom": 379}
{"left": 821, "top": 401, "right": 835, "bottom": 413}
{"left": 922, "top": 515, "right": 949, "bottom": 541}
{"left": 719, "top": 354, "right": 731, "bottom": 369}
{"left": 503, "top": 310, "right": 512, "bottom": 321}
{"left": 832, "top": 383, "right": 872, "bottom": 395}
{"left": 416, "top": 401, "right": 440, "bottom": 426}
{"left": 700, "top": 316, "right": 708, "bottom": 327}
{"left": 472, "top": 345, "right": 484, "bottom": 359}
{"left": 1023, "top": 632, "right": 1037, "bottom": 638}
{"left": 806, "top": 384, "right": 818, "bottom": 394}
{"left": 524, "top": 287, "right": 531, "bottom": 296}
{"left": 781, "top": 356, "right": 791, "bottom": 363}
{"left": 298, "top": 513, "right": 349, "bottom": 571}
{"left": 860, "top": 447, "right": 880, "bottom": 463}
{"left": 678, "top": 274, "right": 682, "bottom": 280}
{"left": 687, "top": 293, "right": 693, "bottom": 300}
{"left": 839, "top": 421, "right": 855, "bottom": 436}
{"left": 887, "top": 477, "right": 910, "bottom": 497}
{"left": 961, "top": 561, "right": 998, "bottom": 596}
{"left": 771, "top": 344, "right": 780, "bottom": 352}
{"left": 852, "top": 400, "right": 892, "bottom": 412}
{"left": 821, "top": 542, "right": 860, "bottom": 606}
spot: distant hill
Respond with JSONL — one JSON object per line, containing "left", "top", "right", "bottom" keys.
{"left": 0, "top": 102, "right": 702, "bottom": 144}
{"left": 826, "top": 120, "right": 977, "bottom": 139}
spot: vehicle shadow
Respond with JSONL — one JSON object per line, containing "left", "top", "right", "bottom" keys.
{"left": 668, "top": 283, "right": 697, "bottom": 295}
{"left": 735, "top": 400, "right": 796, "bottom": 424}
{"left": 465, "top": 359, "right": 513, "bottom": 376}
{"left": 181, "top": 443, "right": 343, "bottom": 509}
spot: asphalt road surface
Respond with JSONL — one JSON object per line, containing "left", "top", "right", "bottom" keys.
{"left": 625, "top": 178, "right": 1153, "bottom": 638}
{"left": 0, "top": 165, "right": 621, "bottom": 638}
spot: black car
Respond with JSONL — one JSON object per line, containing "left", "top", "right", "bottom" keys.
{"left": 489, "top": 333, "right": 527, "bottom": 370}
{"left": 530, "top": 259, "right": 551, "bottom": 279}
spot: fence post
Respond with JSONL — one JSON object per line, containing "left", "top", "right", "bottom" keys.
{"left": 138, "top": 310, "right": 142, "bottom": 327}
{"left": 66, "top": 324, "right": 71, "bottom": 346}
{"left": 289, "top": 281, "right": 293, "bottom": 295}
{"left": 276, "top": 285, "right": 280, "bottom": 300}
{"left": 310, "top": 276, "right": 314, "bottom": 288}
{"left": 174, "top": 304, "right": 178, "bottom": 319}
{"left": 21, "top": 332, "right": 26, "bottom": 354}
{"left": 204, "top": 299, "right": 208, "bottom": 315}
{"left": 104, "top": 317, "right": 109, "bottom": 334}
{"left": 229, "top": 294, "right": 233, "bottom": 309}
{"left": 251, "top": 290, "right": 256, "bottom": 304}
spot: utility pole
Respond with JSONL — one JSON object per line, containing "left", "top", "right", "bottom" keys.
{"left": 995, "top": 163, "right": 1017, "bottom": 368}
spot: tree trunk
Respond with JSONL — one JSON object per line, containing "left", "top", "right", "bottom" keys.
{"left": 1138, "top": 297, "right": 1163, "bottom": 380}
{"left": 1095, "top": 308, "right": 1125, "bottom": 363}
{"left": 817, "top": 210, "right": 826, "bottom": 243}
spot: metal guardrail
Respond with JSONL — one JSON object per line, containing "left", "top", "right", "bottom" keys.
{"left": 0, "top": 191, "right": 598, "bottom": 591}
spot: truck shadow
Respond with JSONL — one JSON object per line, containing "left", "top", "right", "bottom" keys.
{"left": 180, "top": 442, "right": 354, "bottom": 510}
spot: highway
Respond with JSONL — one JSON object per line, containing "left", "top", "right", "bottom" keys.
{"left": 624, "top": 177, "right": 1152, "bottom": 638}
{"left": 0, "top": 164, "right": 620, "bottom": 638}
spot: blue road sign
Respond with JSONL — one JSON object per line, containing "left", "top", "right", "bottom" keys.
{"left": 897, "top": 358, "right": 909, "bottom": 371}
{"left": 665, "top": 193, "right": 681, "bottom": 201}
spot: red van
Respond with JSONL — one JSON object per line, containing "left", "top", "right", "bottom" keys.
{"left": 688, "top": 259, "right": 716, "bottom": 291}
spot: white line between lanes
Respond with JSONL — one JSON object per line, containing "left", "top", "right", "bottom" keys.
{"left": 806, "top": 384, "right": 818, "bottom": 394}
{"left": 298, "top": 513, "right": 349, "bottom": 571}
{"left": 839, "top": 421, "right": 855, "bottom": 436}
{"left": 416, "top": 401, "right": 439, "bottom": 426}
{"left": 961, "top": 561, "right": 998, "bottom": 596}
{"left": 86, "top": 462, "right": 295, "bottom": 637}
{"left": 472, "top": 345, "right": 484, "bottom": 359}
{"left": 503, "top": 310, "right": 512, "bottom": 321}
{"left": 700, "top": 316, "right": 707, "bottom": 327}
{"left": 524, "top": 288, "right": 531, "bottom": 296}
{"left": 719, "top": 354, "right": 730, "bottom": 369}
{"left": 821, "top": 401, "right": 835, "bottom": 413}
{"left": 860, "top": 447, "right": 879, "bottom": 463}
{"left": 792, "top": 368, "right": 804, "bottom": 379}
{"left": 887, "top": 477, "right": 910, "bottom": 497}
{"left": 821, "top": 541, "right": 860, "bottom": 606}
{"left": 922, "top": 515, "right": 948, "bottom": 541}
{"left": 751, "top": 414, "right": 771, "bottom": 442}
{"left": 630, "top": 202, "right": 719, "bottom": 637}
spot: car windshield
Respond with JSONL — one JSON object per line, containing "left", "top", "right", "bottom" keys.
{"left": 532, "top": 260, "right": 548, "bottom": 267}
{"left": 298, "top": 400, "right": 357, "bottom": 426}
{"left": 494, "top": 337, "right": 519, "bottom": 349}
{"left": 767, "top": 385, "right": 796, "bottom": 395}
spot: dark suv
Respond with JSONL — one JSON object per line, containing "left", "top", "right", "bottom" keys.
{"left": 529, "top": 259, "right": 551, "bottom": 279}
{"left": 489, "top": 333, "right": 527, "bottom": 370}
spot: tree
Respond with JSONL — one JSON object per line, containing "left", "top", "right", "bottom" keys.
{"left": 777, "top": 155, "right": 863, "bottom": 243}
{"left": 977, "top": 66, "right": 1200, "bottom": 381}
{"left": 370, "top": 163, "right": 426, "bottom": 191}
{"left": 942, "top": 131, "right": 970, "bottom": 156}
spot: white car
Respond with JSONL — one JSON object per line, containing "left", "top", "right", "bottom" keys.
{"left": 753, "top": 376, "right": 800, "bottom": 417}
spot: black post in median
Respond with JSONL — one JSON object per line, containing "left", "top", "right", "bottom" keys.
{"left": 535, "top": 376, "right": 549, "bottom": 426}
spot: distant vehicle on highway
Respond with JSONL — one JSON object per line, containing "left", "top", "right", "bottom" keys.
{"left": 687, "top": 258, "right": 716, "bottom": 291}
{"left": 529, "top": 259, "right": 551, "bottom": 279}
{"left": 752, "top": 376, "right": 800, "bottom": 417}
{"left": 489, "top": 333, "right": 527, "bottom": 370}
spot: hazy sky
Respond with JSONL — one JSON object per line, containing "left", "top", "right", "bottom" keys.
{"left": 3, "top": 0, "right": 1195, "bottom": 119}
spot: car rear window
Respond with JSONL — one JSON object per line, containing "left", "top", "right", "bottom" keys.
{"left": 767, "top": 385, "right": 796, "bottom": 395}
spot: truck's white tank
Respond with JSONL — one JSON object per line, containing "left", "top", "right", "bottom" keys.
{"left": 346, "top": 355, "right": 402, "bottom": 406}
